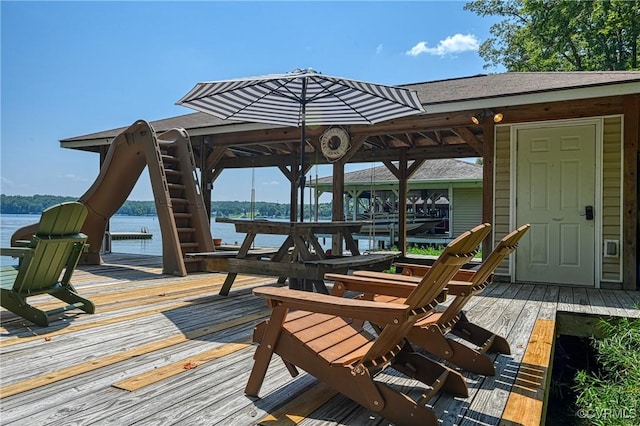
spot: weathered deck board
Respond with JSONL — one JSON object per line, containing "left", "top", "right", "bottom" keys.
{"left": 1, "top": 253, "right": 638, "bottom": 426}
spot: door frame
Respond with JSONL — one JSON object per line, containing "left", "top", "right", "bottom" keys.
{"left": 508, "top": 118, "right": 603, "bottom": 287}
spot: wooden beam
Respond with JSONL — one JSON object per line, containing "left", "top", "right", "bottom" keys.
{"left": 406, "top": 159, "right": 426, "bottom": 177}
{"left": 214, "top": 141, "right": 478, "bottom": 169}
{"left": 209, "top": 126, "right": 326, "bottom": 145}
{"left": 622, "top": 94, "right": 639, "bottom": 290}
{"left": 278, "top": 165, "right": 294, "bottom": 182}
{"left": 453, "top": 126, "right": 483, "bottom": 155}
{"left": 382, "top": 160, "right": 401, "bottom": 180}
{"left": 290, "top": 153, "right": 299, "bottom": 221}
{"left": 341, "top": 134, "right": 367, "bottom": 163}
{"left": 332, "top": 162, "right": 345, "bottom": 255}
{"left": 481, "top": 121, "right": 495, "bottom": 260}
{"left": 205, "top": 145, "right": 228, "bottom": 171}
{"left": 397, "top": 150, "right": 408, "bottom": 255}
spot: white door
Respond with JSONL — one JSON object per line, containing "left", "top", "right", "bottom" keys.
{"left": 516, "top": 124, "right": 596, "bottom": 286}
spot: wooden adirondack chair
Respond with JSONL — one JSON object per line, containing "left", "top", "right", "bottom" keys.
{"left": 329, "top": 224, "right": 530, "bottom": 376}
{"left": 245, "top": 223, "right": 491, "bottom": 426}
{"left": 0, "top": 202, "right": 95, "bottom": 326}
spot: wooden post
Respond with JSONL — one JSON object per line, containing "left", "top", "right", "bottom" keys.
{"left": 482, "top": 121, "right": 495, "bottom": 261}
{"left": 332, "top": 161, "right": 345, "bottom": 255}
{"left": 199, "top": 137, "right": 213, "bottom": 220}
{"left": 623, "top": 94, "right": 639, "bottom": 290}
{"left": 397, "top": 151, "right": 408, "bottom": 255}
{"left": 290, "top": 154, "right": 299, "bottom": 222}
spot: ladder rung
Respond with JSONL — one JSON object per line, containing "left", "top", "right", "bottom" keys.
{"left": 173, "top": 213, "right": 193, "bottom": 219}
{"left": 181, "top": 242, "right": 199, "bottom": 249}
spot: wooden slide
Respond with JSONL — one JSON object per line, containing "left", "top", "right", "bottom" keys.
{"left": 11, "top": 120, "right": 213, "bottom": 276}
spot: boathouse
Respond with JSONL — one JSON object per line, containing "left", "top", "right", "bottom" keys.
{"left": 60, "top": 72, "right": 640, "bottom": 289}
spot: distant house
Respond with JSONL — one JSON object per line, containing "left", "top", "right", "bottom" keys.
{"left": 313, "top": 159, "right": 483, "bottom": 238}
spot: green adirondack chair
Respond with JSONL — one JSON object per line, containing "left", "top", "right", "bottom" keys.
{"left": 1, "top": 202, "right": 95, "bottom": 326}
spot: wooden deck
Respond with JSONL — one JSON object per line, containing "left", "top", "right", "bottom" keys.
{"left": 1, "top": 253, "right": 638, "bottom": 425}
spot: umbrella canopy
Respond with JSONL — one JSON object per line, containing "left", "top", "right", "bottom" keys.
{"left": 176, "top": 68, "right": 425, "bottom": 221}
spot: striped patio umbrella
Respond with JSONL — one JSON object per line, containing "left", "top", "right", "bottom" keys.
{"left": 176, "top": 68, "right": 425, "bottom": 221}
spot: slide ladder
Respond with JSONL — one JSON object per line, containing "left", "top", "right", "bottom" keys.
{"left": 154, "top": 129, "right": 214, "bottom": 274}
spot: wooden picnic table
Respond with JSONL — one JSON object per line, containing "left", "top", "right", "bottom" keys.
{"left": 188, "top": 218, "right": 398, "bottom": 295}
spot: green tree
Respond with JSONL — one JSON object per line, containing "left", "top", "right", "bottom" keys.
{"left": 465, "top": 0, "right": 640, "bottom": 71}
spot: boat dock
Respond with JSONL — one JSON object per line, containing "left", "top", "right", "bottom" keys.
{"left": 109, "top": 228, "right": 153, "bottom": 240}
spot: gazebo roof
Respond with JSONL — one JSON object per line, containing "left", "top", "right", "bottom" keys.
{"left": 61, "top": 72, "right": 640, "bottom": 144}
{"left": 316, "top": 159, "right": 482, "bottom": 185}
{"left": 59, "top": 71, "right": 640, "bottom": 169}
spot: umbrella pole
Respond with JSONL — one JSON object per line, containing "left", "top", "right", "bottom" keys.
{"left": 299, "top": 78, "right": 308, "bottom": 223}
{"left": 299, "top": 122, "right": 306, "bottom": 222}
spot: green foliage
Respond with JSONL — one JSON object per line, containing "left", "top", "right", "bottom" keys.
{"left": 573, "top": 317, "right": 640, "bottom": 425}
{"left": 0, "top": 195, "right": 77, "bottom": 214}
{"left": 388, "top": 244, "right": 482, "bottom": 258}
{"left": 464, "top": 0, "right": 640, "bottom": 71}
{"left": 0, "top": 195, "right": 333, "bottom": 219}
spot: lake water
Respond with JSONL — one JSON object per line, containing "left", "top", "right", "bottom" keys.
{"left": 0, "top": 214, "right": 379, "bottom": 267}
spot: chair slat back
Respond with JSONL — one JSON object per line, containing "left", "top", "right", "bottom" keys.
{"left": 470, "top": 224, "right": 531, "bottom": 286}
{"left": 36, "top": 202, "right": 88, "bottom": 237}
{"left": 13, "top": 203, "right": 88, "bottom": 293}
{"left": 404, "top": 223, "right": 492, "bottom": 310}
{"left": 358, "top": 223, "right": 491, "bottom": 367}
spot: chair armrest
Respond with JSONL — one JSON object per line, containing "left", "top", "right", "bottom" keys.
{"left": 13, "top": 240, "right": 32, "bottom": 247}
{"left": 0, "top": 247, "right": 31, "bottom": 258}
{"left": 352, "top": 270, "right": 421, "bottom": 284}
{"left": 253, "top": 286, "right": 409, "bottom": 326}
{"left": 326, "top": 273, "right": 418, "bottom": 298}
{"left": 329, "top": 272, "right": 448, "bottom": 303}
{"left": 395, "top": 262, "right": 477, "bottom": 282}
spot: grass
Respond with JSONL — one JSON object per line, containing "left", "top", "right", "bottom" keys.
{"left": 385, "top": 244, "right": 482, "bottom": 258}
{"left": 572, "top": 317, "right": 640, "bottom": 425}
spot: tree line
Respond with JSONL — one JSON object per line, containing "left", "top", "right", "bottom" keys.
{"left": 0, "top": 195, "right": 333, "bottom": 219}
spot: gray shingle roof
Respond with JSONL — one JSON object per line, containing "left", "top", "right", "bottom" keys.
{"left": 316, "top": 159, "right": 482, "bottom": 185}
{"left": 61, "top": 71, "right": 640, "bottom": 143}
{"left": 401, "top": 71, "right": 640, "bottom": 106}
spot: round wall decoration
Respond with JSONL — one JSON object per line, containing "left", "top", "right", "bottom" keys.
{"left": 320, "top": 127, "right": 350, "bottom": 161}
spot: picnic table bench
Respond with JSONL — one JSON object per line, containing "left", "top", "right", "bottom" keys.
{"left": 188, "top": 219, "right": 398, "bottom": 295}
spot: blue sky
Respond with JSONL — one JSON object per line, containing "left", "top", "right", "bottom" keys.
{"left": 1, "top": 1, "right": 500, "bottom": 203}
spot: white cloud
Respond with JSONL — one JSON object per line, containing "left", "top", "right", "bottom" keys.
{"left": 60, "top": 173, "right": 90, "bottom": 182}
{"left": 376, "top": 44, "right": 383, "bottom": 54}
{"left": 262, "top": 181, "right": 280, "bottom": 186}
{"left": 406, "top": 33, "right": 480, "bottom": 57}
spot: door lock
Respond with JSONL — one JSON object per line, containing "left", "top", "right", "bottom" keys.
{"left": 582, "top": 205, "right": 594, "bottom": 220}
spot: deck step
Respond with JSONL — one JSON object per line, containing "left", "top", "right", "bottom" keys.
{"left": 501, "top": 318, "right": 556, "bottom": 426}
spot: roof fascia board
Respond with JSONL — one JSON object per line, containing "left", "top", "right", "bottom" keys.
{"left": 60, "top": 122, "right": 285, "bottom": 149}
{"left": 422, "top": 81, "right": 640, "bottom": 115}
